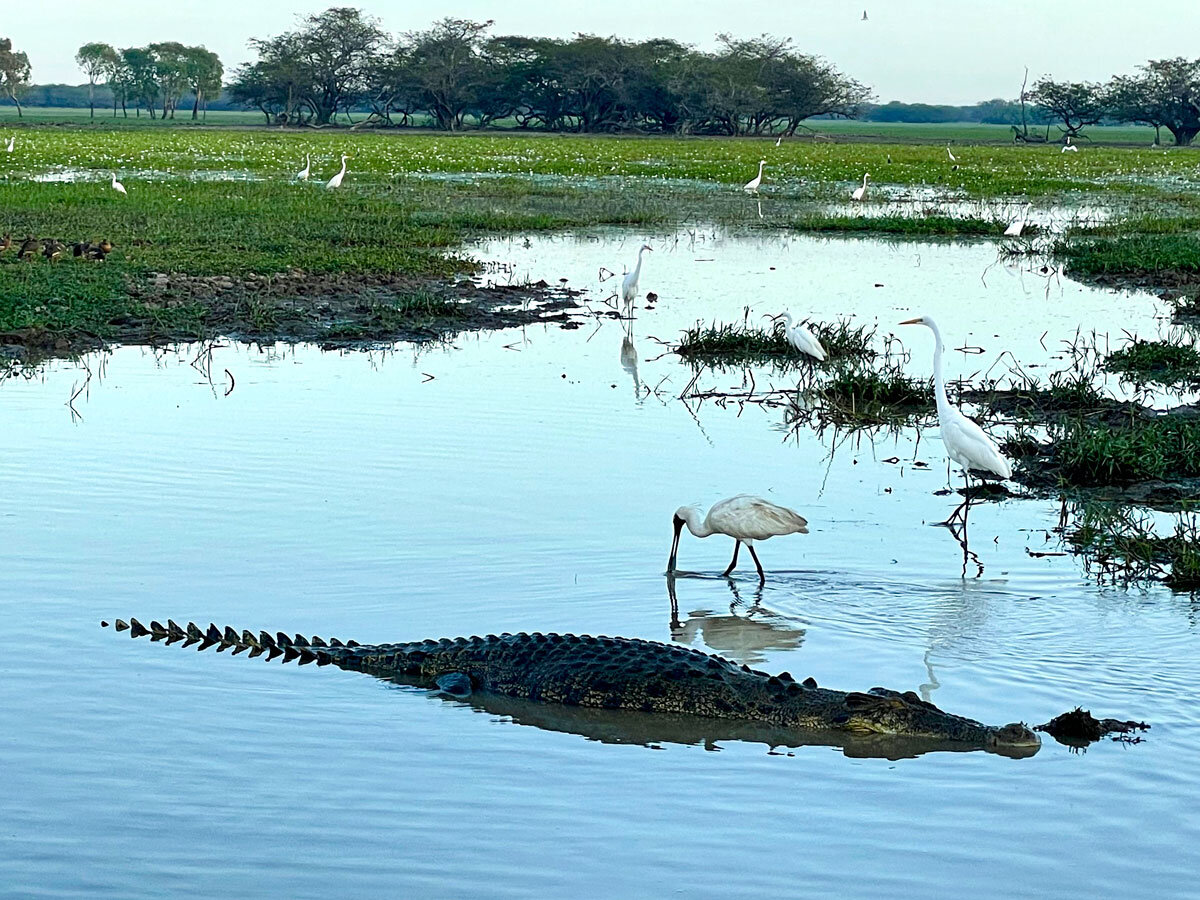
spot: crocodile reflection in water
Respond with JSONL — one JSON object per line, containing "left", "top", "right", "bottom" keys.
{"left": 668, "top": 574, "right": 806, "bottom": 665}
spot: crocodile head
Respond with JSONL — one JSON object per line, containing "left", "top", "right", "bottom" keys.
{"left": 838, "top": 689, "right": 1040, "bottom": 756}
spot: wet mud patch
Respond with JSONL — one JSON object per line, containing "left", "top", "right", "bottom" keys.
{"left": 1, "top": 271, "right": 582, "bottom": 360}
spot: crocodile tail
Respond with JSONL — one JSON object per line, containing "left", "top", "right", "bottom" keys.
{"left": 103, "top": 618, "right": 368, "bottom": 670}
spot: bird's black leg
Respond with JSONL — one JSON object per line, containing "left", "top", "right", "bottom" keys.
{"left": 748, "top": 546, "right": 766, "bottom": 583}
{"left": 722, "top": 541, "right": 741, "bottom": 576}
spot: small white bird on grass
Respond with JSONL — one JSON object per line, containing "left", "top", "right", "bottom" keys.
{"left": 1003, "top": 203, "right": 1032, "bottom": 237}
{"left": 851, "top": 172, "right": 870, "bottom": 201}
{"left": 668, "top": 494, "right": 809, "bottom": 582}
{"left": 621, "top": 244, "right": 652, "bottom": 313}
{"left": 900, "top": 315, "right": 1010, "bottom": 517}
{"left": 769, "top": 312, "right": 826, "bottom": 361}
{"left": 743, "top": 159, "right": 766, "bottom": 193}
{"left": 4, "top": 136, "right": 13, "bottom": 153}
{"left": 111, "top": 173, "right": 126, "bottom": 196}
{"left": 947, "top": 145, "right": 957, "bottom": 162}
{"left": 296, "top": 153, "right": 311, "bottom": 180}
{"left": 1061, "top": 136, "right": 1078, "bottom": 153}
{"left": 325, "top": 153, "right": 350, "bottom": 189}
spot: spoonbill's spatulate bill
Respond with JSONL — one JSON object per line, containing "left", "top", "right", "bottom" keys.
{"left": 668, "top": 494, "right": 809, "bottom": 582}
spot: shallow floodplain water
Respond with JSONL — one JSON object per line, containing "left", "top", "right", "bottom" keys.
{"left": 2, "top": 230, "right": 1197, "bottom": 898}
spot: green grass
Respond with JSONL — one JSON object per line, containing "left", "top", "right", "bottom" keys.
{"left": 1052, "top": 417, "right": 1200, "bottom": 485}
{"left": 781, "top": 213, "right": 1011, "bottom": 236}
{"left": 0, "top": 125, "right": 1197, "bottom": 347}
{"left": 811, "top": 363, "right": 935, "bottom": 426}
{"left": 1104, "top": 337, "right": 1200, "bottom": 386}
{"left": 674, "top": 317, "right": 875, "bottom": 367}
{"left": 1053, "top": 233, "right": 1200, "bottom": 280}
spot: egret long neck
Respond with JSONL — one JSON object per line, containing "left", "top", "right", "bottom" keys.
{"left": 928, "top": 321, "right": 952, "bottom": 419}
{"left": 632, "top": 247, "right": 645, "bottom": 280}
{"left": 338, "top": 158, "right": 347, "bottom": 177}
{"left": 758, "top": 161, "right": 765, "bottom": 176}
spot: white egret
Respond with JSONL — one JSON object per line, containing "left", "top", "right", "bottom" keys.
{"left": 1003, "top": 203, "right": 1031, "bottom": 237}
{"left": 743, "top": 160, "right": 766, "bottom": 193}
{"left": 620, "top": 244, "right": 652, "bottom": 312}
{"left": 899, "top": 316, "right": 1011, "bottom": 504}
{"left": 296, "top": 153, "right": 311, "bottom": 180}
{"left": 325, "top": 154, "right": 350, "bottom": 189}
{"left": 4, "top": 136, "right": 13, "bottom": 153}
{"left": 669, "top": 494, "right": 809, "bottom": 582}
{"left": 1061, "top": 136, "right": 1078, "bottom": 153}
{"left": 768, "top": 312, "right": 826, "bottom": 361}
{"left": 111, "top": 173, "right": 126, "bottom": 196}
{"left": 775, "top": 135, "right": 783, "bottom": 147}
{"left": 850, "top": 172, "right": 870, "bottom": 201}
{"left": 946, "top": 145, "right": 957, "bottom": 162}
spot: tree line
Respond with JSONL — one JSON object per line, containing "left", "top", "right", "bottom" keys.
{"left": 74, "top": 42, "right": 223, "bottom": 120}
{"left": 227, "top": 8, "right": 872, "bottom": 132}
{"left": 1030, "top": 59, "right": 1200, "bottom": 145}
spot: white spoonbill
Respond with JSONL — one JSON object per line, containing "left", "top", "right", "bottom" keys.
{"left": 325, "top": 154, "right": 350, "bottom": 189}
{"left": 4, "top": 136, "right": 13, "bottom": 153}
{"left": 621, "top": 244, "right": 652, "bottom": 312}
{"left": 668, "top": 494, "right": 809, "bottom": 582}
{"left": 296, "top": 153, "right": 311, "bottom": 180}
{"left": 851, "top": 172, "right": 870, "bottom": 201}
{"left": 1003, "top": 203, "right": 1031, "bottom": 237}
{"left": 899, "top": 316, "right": 1011, "bottom": 495}
{"left": 946, "top": 145, "right": 957, "bottom": 162}
{"left": 743, "top": 159, "right": 766, "bottom": 193}
{"left": 769, "top": 312, "right": 826, "bottom": 361}
{"left": 111, "top": 173, "right": 126, "bottom": 195}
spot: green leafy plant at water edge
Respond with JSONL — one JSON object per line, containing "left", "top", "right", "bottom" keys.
{"left": 1053, "top": 233, "right": 1200, "bottom": 278}
{"left": 1053, "top": 417, "right": 1200, "bottom": 485}
{"left": 1104, "top": 337, "right": 1200, "bottom": 386}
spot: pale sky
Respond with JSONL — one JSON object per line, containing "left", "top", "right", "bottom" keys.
{"left": 12, "top": 1, "right": 1200, "bottom": 105}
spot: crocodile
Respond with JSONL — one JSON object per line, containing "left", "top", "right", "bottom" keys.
{"left": 105, "top": 618, "right": 1041, "bottom": 757}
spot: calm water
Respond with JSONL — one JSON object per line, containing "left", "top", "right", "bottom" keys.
{"left": 2, "top": 230, "right": 1196, "bottom": 898}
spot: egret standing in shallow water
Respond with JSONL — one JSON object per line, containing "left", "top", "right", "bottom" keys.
{"left": 769, "top": 312, "right": 826, "bottom": 361}
{"left": 621, "top": 244, "right": 652, "bottom": 314}
{"left": 325, "top": 154, "right": 350, "bottom": 189}
{"left": 743, "top": 160, "right": 766, "bottom": 193}
{"left": 111, "top": 173, "right": 126, "bottom": 195}
{"left": 900, "top": 316, "right": 1011, "bottom": 516}
{"left": 1004, "top": 203, "right": 1031, "bottom": 237}
{"left": 668, "top": 494, "right": 809, "bottom": 582}
{"left": 851, "top": 172, "right": 870, "bottom": 201}
{"left": 296, "top": 154, "right": 311, "bottom": 180}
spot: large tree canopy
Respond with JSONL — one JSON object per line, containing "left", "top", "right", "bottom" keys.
{"left": 230, "top": 9, "right": 873, "bottom": 133}
{"left": 1108, "top": 58, "right": 1200, "bottom": 145}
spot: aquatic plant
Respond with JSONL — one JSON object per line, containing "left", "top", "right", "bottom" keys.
{"left": 1067, "top": 503, "right": 1200, "bottom": 590}
{"left": 1104, "top": 336, "right": 1200, "bottom": 386}
{"left": 1052, "top": 417, "right": 1200, "bottom": 485}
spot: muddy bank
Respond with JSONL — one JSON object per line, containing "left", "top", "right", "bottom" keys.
{"left": 0, "top": 270, "right": 582, "bottom": 362}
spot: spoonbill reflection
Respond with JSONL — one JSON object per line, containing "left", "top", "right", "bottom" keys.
{"left": 669, "top": 495, "right": 809, "bottom": 582}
